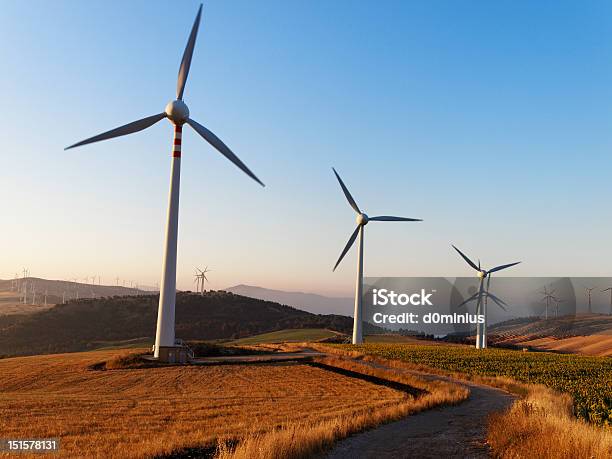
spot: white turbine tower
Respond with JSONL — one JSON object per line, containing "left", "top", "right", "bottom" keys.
{"left": 332, "top": 168, "right": 421, "bottom": 344}
{"left": 65, "top": 5, "right": 263, "bottom": 361}
{"left": 452, "top": 245, "right": 520, "bottom": 349}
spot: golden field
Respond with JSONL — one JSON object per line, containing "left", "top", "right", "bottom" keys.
{"left": 0, "top": 348, "right": 463, "bottom": 458}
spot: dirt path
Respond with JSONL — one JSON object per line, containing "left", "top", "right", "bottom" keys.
{"left": 323, "top": 363, "right": 517, "bottom": 459}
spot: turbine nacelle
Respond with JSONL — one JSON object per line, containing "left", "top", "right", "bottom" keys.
{"left": 165, "top": 99, "right": 190, "bottom": 125}
{"left": 477, "top": 270, "right": 488, "bottom": 279}
{"left": 356, "top": 213, "right": 369, "bottom": 226}
{"left": 332, "top": 168, "right": 421, "bottom": 275}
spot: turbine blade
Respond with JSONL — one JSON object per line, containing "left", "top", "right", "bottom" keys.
{"left": 65, "top": 113, "right": 166, "bottom": 150}
{"left": 187, "top": 118, "right": 264, "bottom": 186}
{"left": 487, "top": 293, "right": 508, "bottom": 311}
{"left": 603, "top": 288, "right": 612, "bottom": 292}
{"left": 456, "top": 292, "right": 479, "bottom": 308}
{"left": 177, "top": 4, "right": 203, "bottom": 100}
{"left": 333, "top": 226, "right": 360, "bottom": 271}
{"left": 488, "top": 261, "right": 521, "bottom": 274}
{"left": 370, "top": 216, "right": 422, "bottom": 222}
{"left": 452, "top": 245, "right": 479, "bottom": 271}
{"left": 332, "top": 168, "right": 360, "bottom": 214}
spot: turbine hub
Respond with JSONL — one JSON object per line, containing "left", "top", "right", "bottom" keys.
{"left": 356, "top": 213, "right": 369, "bottom": 226}
{"left": 477, "top": 270, "right": 487, "bottom": 279}
{"left": 165, "top": 99, "right": 190, "bottom": 125}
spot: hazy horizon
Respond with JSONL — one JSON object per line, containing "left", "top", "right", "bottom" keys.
{"left": 3, "top": 0, "right": 612, "bottom": 296}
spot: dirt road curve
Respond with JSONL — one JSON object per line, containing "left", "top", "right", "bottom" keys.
{"left": 324, "top": 367, "right": 517, "bottom": 459}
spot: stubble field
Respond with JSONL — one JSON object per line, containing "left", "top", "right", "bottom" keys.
{"left": 0, "top": 349, "right": 408, "bottom": 458}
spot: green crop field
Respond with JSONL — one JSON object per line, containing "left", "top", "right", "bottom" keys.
{"left": 230, "top": 328, "right": 341, "bottom": 345}
{"left": 336, "top": 343, "right": 612, "bottom": 426}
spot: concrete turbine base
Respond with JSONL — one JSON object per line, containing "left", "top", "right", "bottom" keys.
{"left": 156, "top": 346, "right": 190, "bottom": 364}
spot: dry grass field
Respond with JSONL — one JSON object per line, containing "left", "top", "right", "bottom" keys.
{"left": 0, "top": 291, "right": 54, "bottom": 316}
{"left": 0, "top": 349, "right": 426, "bottom": 458}
{"left": 488, "top": 384, "right": 612, "bottom": 459}
{"left": 215, "top": 355, "right": 468, "bottom": 458}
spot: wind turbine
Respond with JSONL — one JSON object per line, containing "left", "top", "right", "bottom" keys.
{"left": 553, "top": 297, "right": 564, "bottom": 318}
{"left": 452, "top": 245, "right": 520, "bottom": 349}
{"left": 194, "top": 267, "right": 210, "bottom": 295}
{"left": 332, "top": 168, "right": 421, "bottom": 344}
{"left": 193, "top": 269, "right": 201, "bottom": 294}
{"left": 602, "top": 287, "right": 612, "bottom": 315}
{"left": 65, "top": 5, "right": 263, "bottom": 361}
{"left": 584, "top": 286, "right": 596, "bottom": 313}
{"left": 540, "top": 286, "right": 556, "bottom": 320}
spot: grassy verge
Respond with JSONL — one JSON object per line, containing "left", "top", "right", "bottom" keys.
{"left": 214, "top": 354, "right": 468, "bottom": 459}
{"left": 488, "top": 385, "right": 612, "bottom": 458}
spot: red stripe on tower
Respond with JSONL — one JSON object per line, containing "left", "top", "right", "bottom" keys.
{"left": 173, "top": 125, "right": 182, "bottom": 158}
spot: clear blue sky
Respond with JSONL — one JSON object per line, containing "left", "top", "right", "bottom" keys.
{"left": 2, "top": 0, "right": 612, "bottom": 295}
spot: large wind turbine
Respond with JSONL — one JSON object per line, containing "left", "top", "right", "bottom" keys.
{"left": 452, "top": 245, "right": 520, "bottom": 349}
{"left": 332, "top": 168, "right": 421, "bottom": 344}
{"left": 65, "top": 5, "right": 263, "bottom": 361}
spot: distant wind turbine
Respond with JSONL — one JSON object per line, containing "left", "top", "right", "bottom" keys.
{"left": 65, "top": 4, "right": 263, "bottom": 361}
{"left": 602, "top": 287, "right": 612, "bottom": 315}
{"left": 194, "top": 269, "right": 201, "bottom": 294}
{"left": 195, "top": 267, "right": 210, "bottom": 295}
{"left": 553, "top": 297, "right": 564, "bottom": 318}
{"left": 452, "top": 245, "right": 520, "bottom": 349}
{"left": 584, "top": 286, "right": 596, "bottom": 313}
{"left": 332, "top": 168, "right": 421, "bottom": 344}
{"left": 540, "top": 286, "right": 556, "bottom": 320}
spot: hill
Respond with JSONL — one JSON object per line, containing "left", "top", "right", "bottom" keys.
{"left": 0, "top": 291, "right": 381, "bottom": 357}
{"left": 0, "top": 277, "right": 149, "bottom": 316}
{"left": 486, "top": 314, "right": 612, "bottom": 356}
{"left": 225, "top": 284, "right": 353, "bottom": 315}
{"left": 229, "top": 328, "right": 344, "bottom": 345}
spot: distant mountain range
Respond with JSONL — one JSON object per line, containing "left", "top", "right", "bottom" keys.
{"left": 0, "top": 291, "right": 384, "bottom": 357}
{"left": 225, "top": 285, "right": 354, "bottom": 316}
